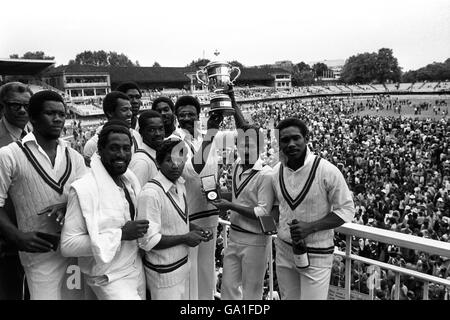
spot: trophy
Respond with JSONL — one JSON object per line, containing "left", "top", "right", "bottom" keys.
{"left": 196, "top": 50, "right": 241, "bottom": 116}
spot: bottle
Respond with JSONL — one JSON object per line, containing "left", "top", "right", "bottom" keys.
{"left": 293, "top": 239, "right": 310, "bottom": 269}
{"left": 290, "top": 219, "right": 310, "bottom": 269}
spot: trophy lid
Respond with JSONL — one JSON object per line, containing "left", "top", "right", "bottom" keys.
{"left": 205, "top": 60, "right": 230, "bottom": 67}
{"left": 205, "top": 50, "right": 231, "bottom": 68}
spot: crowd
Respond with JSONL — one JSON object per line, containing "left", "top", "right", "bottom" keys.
{"left": 224, "top": 94, "right": 450, "bottom": 300}
{"left": 1, "top": 78, "right": 449, "bottom": 300}
{"left": 58, "top": 92, "right": 450, "bottom": 300}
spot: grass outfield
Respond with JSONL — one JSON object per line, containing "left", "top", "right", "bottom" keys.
{"left": 352, "top": 96, "right": 450, "bottom": 120}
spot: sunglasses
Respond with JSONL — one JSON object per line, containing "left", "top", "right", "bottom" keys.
{"left": 6, "top": 102, "right": 29, "bottom": 112}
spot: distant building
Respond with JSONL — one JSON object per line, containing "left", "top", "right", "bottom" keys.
{"left": 43, "top": 65, "right": 111, "bottom": 101}
{"left": 42, "top": 64, "right": 293, "bottom": 97}
{"left": 309, "top": 59, "right": 345, "bottom": 80}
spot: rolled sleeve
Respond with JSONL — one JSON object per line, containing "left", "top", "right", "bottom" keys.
{"left": 129, "top": 156, "right": 158, "bottom": 188}
{"left": 129, "top": 157, "right": 149, "bottom": 188}
{"left": 253, "top": 168, "right": 275, "bottom": 217}
{"left": 72, "top": 150, "right": 88, "bottom": 179}
{"left": 83, "top": 136, "right": 98, "bottom": 159}
{"left": 136, "top": 188, "right": 163, "bottom": 252}
{"left": 325, "top": 165, "right": 355, "bottom": 223}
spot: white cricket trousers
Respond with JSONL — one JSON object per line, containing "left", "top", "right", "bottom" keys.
{"left": 22, "top": 251, "right": 71, "bottom": 300}
{"left": 221, "top": 239, "right": 269, "bottom": 300}
{"left": 189, "top": 226, "right": 217, "bottom": 300}
{"left": 275, "top": 239, "right": 331, "bottom": 300}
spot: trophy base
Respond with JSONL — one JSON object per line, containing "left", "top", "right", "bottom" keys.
{"left": 209, "top": 93, "right": 235, "bottom": 116}
{"left": 208, "top": 107, "right": 235, "bottom": 116}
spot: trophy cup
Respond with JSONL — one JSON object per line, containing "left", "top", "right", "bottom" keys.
{"left": 196, "top": 50, "right": 241, "bottom": 116}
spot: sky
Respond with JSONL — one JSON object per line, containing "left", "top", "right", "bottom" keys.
{"left": 1, "top": 0, "right": 449, "bottom": 71}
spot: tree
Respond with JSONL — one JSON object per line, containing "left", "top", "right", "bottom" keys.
{"left": 187, "top": 58, "right": 210, "bottom": 69}
{"left": 375, "top": 48, "right": 401, "bottom": 83}
{"left": 228, "top": 60, "right": 245, "bottom": 70}
{"left": 401, "top": 70, "right": 417, "bottom": 83}
{"left": 292, "top": 62, "right": 314, "bottom": 86}
{"left": 341, "top": 52, "right": 378, "bottom": 84}
{"left": 401, "top": 58, "right": 450, "bottom": 82}
{"left": 312, "top": 62, "right": 329, "bottom": 78}
{"left": 71, "top": 50, "right": 138, "bottom": 67}
{"left": 292, "top": 70, "right": 315, "bottom": 86}
{"left": 108, "top": 52, "right": 135, "bottom": 67}
{"left": 296, "top": 62, "right": 311, "bottom": 73}
{"left": 152, "top": 62, "right": 161, "bottom": 67}
{"left": 341, "top": 48, "right": 402, "bottom": 84}
{"left": 9, "top": 51, "right": 54, "bottom": 60}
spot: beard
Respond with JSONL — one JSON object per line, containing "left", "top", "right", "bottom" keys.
{"left": 102, "top": 158, "right": 130, "bottom": 177}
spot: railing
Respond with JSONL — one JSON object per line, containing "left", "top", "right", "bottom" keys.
{"left": 217, "top": 219, "right": 450, "bottom": 300}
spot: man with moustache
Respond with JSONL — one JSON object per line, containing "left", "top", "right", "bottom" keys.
{"left": 271, "top": 118, "right": 354, "bottom": 300}
{"left": 83, "top": 91, "right": 142, "bottom": 166}
{"left": 0, "top": 81, "right": 33, "bottom": 299}
{"left": 129, "top": 110, "right": 165, "bottom": 187}
{"left": 116, "top": 82, "right": 142, "bottom": 131}
{"left": 169, "top": 95, "right": 226, "bottom": 299}
{"left": 151, "top": 96, "right": 177, "bottom": 137}
{"left": 0, "top": 90, "right": 87, "bottom": 299}
{"left": 61, "top": 120, "right": 148, "bottom": 300}
{"left": 137, "top": 139, "right": 212, "bottom": 299}
{"left": 171, "top": 88, "right": 246, "bottom": 300}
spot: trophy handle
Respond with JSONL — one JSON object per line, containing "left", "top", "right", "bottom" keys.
{"left": 196, "top": 69, "right": 208, "bottom": 86}
{"left": 230, "top": 66, "right": 241, "bottom": 84}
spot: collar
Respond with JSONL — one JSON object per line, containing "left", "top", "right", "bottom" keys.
{"left": 174, "top": 127, "right": 205, "bottom": 142}
{"left": 236, "top": 157, "right": 264, "bottom": 172}
{"left": 22, "top": 132, "right": 68, "bottom": 149}
{"left": 141, "top": 142, "right": 157, "bottom": 158}
{"left": 281, "top": 146, "right": 315, "bottom": 171}
{"left": 154, "top": 171, "right": 184, "bottom": 193}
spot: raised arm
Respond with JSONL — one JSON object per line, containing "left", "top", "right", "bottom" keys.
{"left": 225, "top": 84, "right": 248, "bottom": 129}
{"left": 191, "top": 112, "right": 223, "bottom": 174}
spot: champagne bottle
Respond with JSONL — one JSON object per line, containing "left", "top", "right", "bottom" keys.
{"left": 290, "top": 219, "right": 310, "bottom": 269}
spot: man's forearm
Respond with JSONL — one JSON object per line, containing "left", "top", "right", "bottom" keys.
{"left": 307, "top": 212, "right": 345, "bottom": 234}
{"left": 0, "top": 207, "right": 21, "bottom": 243}
{"left": 228, "top": 202, "right": 257, "bottom": 220}
{"left": 230, "top": 92, "right": 247, "bottom": 129}
{"left": 153, "top": 234, "right": 187, "bottom": 250}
